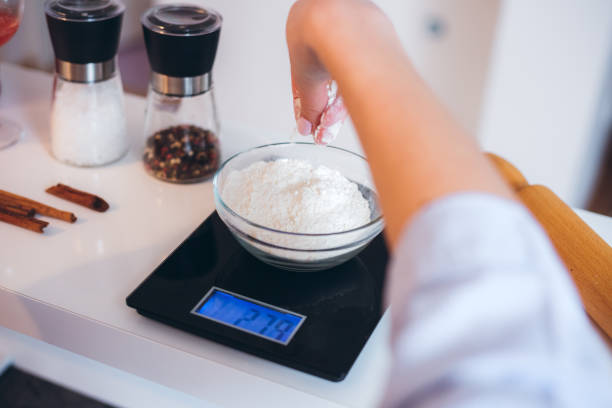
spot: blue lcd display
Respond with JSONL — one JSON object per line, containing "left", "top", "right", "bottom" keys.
{"left": 192, "top": 288, "right": 305, "bottom": 345}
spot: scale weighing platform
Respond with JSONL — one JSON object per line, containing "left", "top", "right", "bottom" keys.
{"left": 126, "top": 211, "right": 389, "bottom": 381}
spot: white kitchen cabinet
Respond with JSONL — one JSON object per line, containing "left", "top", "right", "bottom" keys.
{"left": 479, "top": 0, "right": 612, "bottom": 207}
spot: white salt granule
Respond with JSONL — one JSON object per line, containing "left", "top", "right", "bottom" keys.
{"left": 51, "top": 77, "right": 128, "bottom": 166}
{"left": 222, "top": 159, "right": 371, "bottom": 234}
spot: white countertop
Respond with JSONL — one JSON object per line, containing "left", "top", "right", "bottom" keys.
{"left": 0, "top": 63, "right": 388, "bottom": 408}
{"left": 1, "top": 63, "right": 611, "bottom": 407}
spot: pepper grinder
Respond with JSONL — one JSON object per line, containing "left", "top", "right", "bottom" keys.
{"left": 141, "top": 4, "right": 222, "bottom": 183}
{"left": 45, "top": 0, "right": 128, "bottom": 167}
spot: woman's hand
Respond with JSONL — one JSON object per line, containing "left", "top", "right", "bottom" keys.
{"left": 287, "top": 0, "right": 350, "bottom": 144}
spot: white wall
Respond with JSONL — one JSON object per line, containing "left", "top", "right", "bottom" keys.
{"left": 383, "top": 0, "right": 500, "bottom": 135}
{"left": 479, "top": 0, "right": 612, "bottom": 207}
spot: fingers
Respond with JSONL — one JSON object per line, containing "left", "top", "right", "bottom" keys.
{"left": 293, "top": 77, "right": 348, "bottom": 145}
{"left": 292, "top": 75, "right": 329, "bottom": 136}
{"left": 313, "top": 86, "right": 348, "bottom": 145}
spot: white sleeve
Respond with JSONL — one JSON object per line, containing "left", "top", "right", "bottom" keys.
{"left": 381, "top": 193, "right": 612, "bottom": 408}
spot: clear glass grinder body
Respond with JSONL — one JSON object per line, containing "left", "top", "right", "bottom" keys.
{"left": 141, "top": 4, "right": 222, "bottom": 183}
{"left": 45, "top": 0, "right": 128, "bottom": 167}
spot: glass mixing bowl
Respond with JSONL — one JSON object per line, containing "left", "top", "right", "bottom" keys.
{"left": 213, "top": 142, "right": 384, "bottom": 272}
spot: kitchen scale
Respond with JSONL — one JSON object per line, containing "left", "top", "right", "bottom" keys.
{"left": 126, "top": 211, "right": 389, "bottom": 381}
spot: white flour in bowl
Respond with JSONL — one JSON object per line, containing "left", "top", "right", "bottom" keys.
{"left": 222, "top": 159, "right": 371, "bottom": 234}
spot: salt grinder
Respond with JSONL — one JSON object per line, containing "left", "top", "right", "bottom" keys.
{"left": 45, "top": 0, "right": 128, "bottom": 167}
{"left": 141, "top": 5, "right": 222, "bottom": 183}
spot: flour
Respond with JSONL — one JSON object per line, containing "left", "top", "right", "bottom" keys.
{"left": 223, "top": 159, "right": 371, "bottom": 234}
{"left": 221, "top": 158, "right": 373, "bottom": 263}
{"left": 220, "top": 158, "right": 382, "bottom": 264}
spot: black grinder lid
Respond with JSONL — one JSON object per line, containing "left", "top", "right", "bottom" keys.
{"left": 45, "top": 0, "right": 125, "bottom": 64}
{"left": 142, "top": 4, "right": 222, "bottom": 78}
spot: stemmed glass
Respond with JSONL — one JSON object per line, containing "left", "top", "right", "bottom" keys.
{"left": 0, "top": 0, "right": 24, "bottom": 149}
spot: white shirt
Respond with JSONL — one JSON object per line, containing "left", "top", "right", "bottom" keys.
{"left": 382, "top": 193, "right": 612, "bottom": 407}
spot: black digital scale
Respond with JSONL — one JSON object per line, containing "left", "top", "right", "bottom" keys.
{"left": 126, "top": 211, "right": 389, "bottom": 381}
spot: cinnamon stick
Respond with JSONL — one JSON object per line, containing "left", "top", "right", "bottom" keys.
{"left": 0, "top": 203, "right": 35, "bottom": 217}
{"left": 0, "top": 206, "right": 48, "bottom": 233}
{"left": 0, "top": 190, "right": 76, "bottom": 223}
{"left": 45, "top": 184, "right": 109, "bottom": 213}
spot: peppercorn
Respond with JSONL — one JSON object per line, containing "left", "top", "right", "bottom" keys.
{"left": 143, "top": 125, "right": 220, "bottom": 183}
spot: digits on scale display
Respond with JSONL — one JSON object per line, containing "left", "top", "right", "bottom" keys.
{"left": 192, "top": 288, "right": 305, "bottom": 345}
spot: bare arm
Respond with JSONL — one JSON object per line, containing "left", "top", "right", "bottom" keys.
{"left": 286, "top": 0, "right": 513, "bottom": 248}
